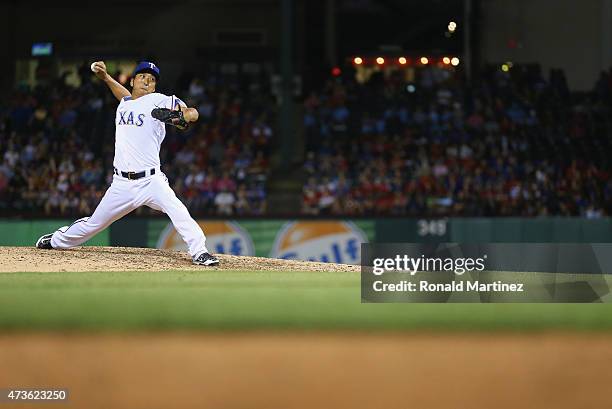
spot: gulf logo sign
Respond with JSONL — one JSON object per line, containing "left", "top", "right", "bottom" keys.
{"left": 157, "top": 221, "right": 255, "bottom": 256}
{"left": 270, "top": 221, "right": 367, "bottom": 264}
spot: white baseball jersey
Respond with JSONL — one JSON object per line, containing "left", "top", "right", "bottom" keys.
{"left": 114, "top": 92, "right": 183, "bottom": 171}
{"left": 49, "top": 92, "right": 209, "bottom": 258}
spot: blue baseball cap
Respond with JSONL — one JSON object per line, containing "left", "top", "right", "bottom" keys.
{"left": 133, "top": 61, "right": 160, "bottom": 81}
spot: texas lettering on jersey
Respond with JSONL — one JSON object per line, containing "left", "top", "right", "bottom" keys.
{"left": 117, "top": 111, "right": 145, "bottom": 127}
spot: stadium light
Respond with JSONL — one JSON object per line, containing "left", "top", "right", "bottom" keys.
{"left": 442, "top": 57, "right": 451, "bottom": 65}
{"left": 501, "top": 64, "right": 510, "bottom": 72}
{"left": 398, "top": 57, "right": 407, "bottom": 65}
{"left": 420, "top": 57, "right": 429, "bottom": 65}
{"left": 353, "top": 57, "right": 363, "bottom": 65}
{"left": 376, "top": 57, "right": 385, "bottom": 65}
{"left": 448, "top": 21, "right": 457, "bottom": 32}
{"left": 451, "top": 57, "right": 460, "bottom": 66}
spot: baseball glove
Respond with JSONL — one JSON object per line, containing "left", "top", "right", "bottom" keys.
{"left": 151, "top": 107, "right": 189, "bottom": 130}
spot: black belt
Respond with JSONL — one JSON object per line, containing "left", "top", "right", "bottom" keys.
{"left": 114, "top": 167, "right": 156, "bottom": 180}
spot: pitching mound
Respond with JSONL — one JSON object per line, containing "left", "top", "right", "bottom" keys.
{"left": 0, "top": 246, "right": 360, "bottom": 273}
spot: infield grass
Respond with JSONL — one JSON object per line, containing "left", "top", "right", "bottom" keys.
{"left": 1, "top": 270, "right": 612, "bottom": 331}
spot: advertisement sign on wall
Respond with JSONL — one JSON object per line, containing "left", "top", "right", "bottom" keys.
{"left": 156, "top": 221, "right": 255, "bottom": 256}
{"left": 269, "top": 221, "right": 368, "bottom": 264}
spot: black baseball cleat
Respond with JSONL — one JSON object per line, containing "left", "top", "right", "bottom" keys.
{"left": 193, "top": 252, "right": 220, "bottom": 266}
{"left": 35, "top": 233, "right": 53, "bottom": 249}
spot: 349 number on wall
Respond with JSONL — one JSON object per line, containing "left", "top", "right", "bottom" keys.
{"left": 417, "top": 219, "right": 448, "bottom": 237}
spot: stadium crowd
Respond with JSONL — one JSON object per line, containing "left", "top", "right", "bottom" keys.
{"left": 301, "top": 63, "right": 612, "bottom": 217}
{"left": 0, "top": 65, "right": 272, "bottom": 216}
{"left": 2, "top": 61, "right": 611, "bottom": 218}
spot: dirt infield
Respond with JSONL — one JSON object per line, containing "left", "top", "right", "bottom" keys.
{"left": 0, "top": 332, "right": 610, "bottom": 409}
{"left": 0, "top": 246, "right": 360, "bottom": 273}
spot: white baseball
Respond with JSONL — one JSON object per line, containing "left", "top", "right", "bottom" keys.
{"left": 91, "top": 62, "right": 97, "bottom": 72}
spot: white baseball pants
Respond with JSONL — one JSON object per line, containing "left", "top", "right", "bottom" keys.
{"left": 50, "top": 171, "right": 208, "bottom": 258}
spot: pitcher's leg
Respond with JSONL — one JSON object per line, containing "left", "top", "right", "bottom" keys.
{"left": 51, "top": 182, "right": 135, "bottom": 248}
{"left": 147, "top": 176, "right": 208, "bottom": 258}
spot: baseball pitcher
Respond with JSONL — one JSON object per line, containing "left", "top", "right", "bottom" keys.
{"left": 36, "top": 61, "right": 219, "bottom": 266}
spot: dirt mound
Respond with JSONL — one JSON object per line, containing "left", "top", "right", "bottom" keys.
{"left": 0, "top": 246, "right": 360, "bottom": 273}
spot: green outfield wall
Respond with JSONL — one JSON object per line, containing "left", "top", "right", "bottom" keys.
{"left": 2, "top": 218, "right": 611, "bottom": 263}
{"left": 0, "top": 220, "right": 110, "bottom": 246}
